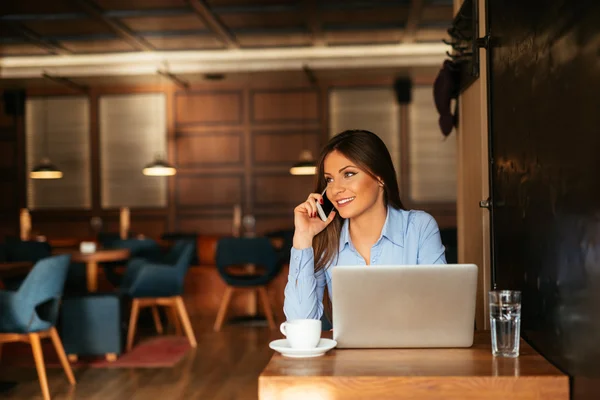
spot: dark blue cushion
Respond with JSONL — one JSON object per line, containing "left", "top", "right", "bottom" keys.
{"left": 216, "top": 237, "right": 281, "bottom": 287}
{"left": 60, "top": 294, "right": 123, "bottom": 355}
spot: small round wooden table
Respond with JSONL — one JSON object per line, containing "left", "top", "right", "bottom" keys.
{"left": 68, "top": 249, "right": 130, "bottom": 292}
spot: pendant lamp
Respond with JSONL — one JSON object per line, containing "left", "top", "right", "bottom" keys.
{"left": 142, "top": 155, "right": 177, "bottom": 176}
{"left": 30, "top": 96, "right": 62, "bottom": 179}
{"left": 290, "top": 150, "right": 316, "bottom": 175}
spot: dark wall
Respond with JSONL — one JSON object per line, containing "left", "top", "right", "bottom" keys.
{"left": 0, "top": 94, "right": 21, "bottom": 241}
{"left": 489, "top": 0, "right": 600, "bottom": 398}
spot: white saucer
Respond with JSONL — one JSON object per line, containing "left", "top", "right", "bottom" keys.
{"left": 269, "top": 338, "right": 337, "bottom": 358}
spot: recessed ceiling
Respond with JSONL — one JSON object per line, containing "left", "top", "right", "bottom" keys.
{"left": 0, "top": 0, "right": 453, "bottom": 81}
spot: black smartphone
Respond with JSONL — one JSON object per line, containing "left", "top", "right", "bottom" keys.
{"left": 315, "top": 188, "right": 335, "bottom": 222}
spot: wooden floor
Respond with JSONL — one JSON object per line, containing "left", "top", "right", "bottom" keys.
{"left": 0, "top": 317, "right": 280, "bottom": 400}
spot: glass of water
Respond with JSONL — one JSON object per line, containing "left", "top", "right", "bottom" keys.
{"left": 489, "top": 290, "right": 521, "bottom": 357}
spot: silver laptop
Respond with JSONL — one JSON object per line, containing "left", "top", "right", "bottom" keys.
{"left": 332, "top": 264, "right": 478, "bottom": 348}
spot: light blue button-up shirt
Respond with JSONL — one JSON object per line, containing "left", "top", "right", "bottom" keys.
{"left": 283, "top": 207, "right": 447, "bottom": 321}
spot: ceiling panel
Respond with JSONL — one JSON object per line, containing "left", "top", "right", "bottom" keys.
{"left": 321, "top": 8, "right": 410, "bottom": 25}
{"left": 237, "top": 32, "right": 311, "bottom": 48}
{"left": 121, "top": 14, "right": 207, "bottom": 32}
{"left": 1, "top": 0, "right": 78, "bottom": 15}
{"left": 145, "top": 35, "right": 224, "bottom": 50}
{"left": 94, "top": 0, "right": 188, "bottom": 10}
{"left": 325, "top": 29, "right": 402, "bottom": 45}
{"left": 0, "top": 43, "right": 51, "bottom": 56}
{"left": 61, "top": 39, "right": 136, "bottom": 53}
{"left": 207, "top": 0, "right": 298, "bottom": 6}
{"left": 22, "top": 19, "right": 113, "bottom": 36}
{"left": 219, "top": 12, "right": 305, "bottom": 29}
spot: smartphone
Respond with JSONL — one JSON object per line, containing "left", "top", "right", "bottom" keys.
{"left": 315, "top": 188, "right": 335, "bottom": 222}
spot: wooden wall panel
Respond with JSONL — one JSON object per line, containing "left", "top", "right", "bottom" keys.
{"left": 31, "top": 220, "right": 94, "bottom": 239}
{"left": 251, "top": 89, "right": 319, "bottom": 123}
{"left": 0, "top": 141, "right": 16, "bottom": 168}
{"left": 0, "top": 181, "right": 17, "bottom": 211}
{"left": 252, "top": 130, "right": 320, "bottom": 165}
{"left": 104, "top": 216, "right": 167, "bottom": 238}
{"left": 0, "top": 97, "right": 20, "bottom": 241}
{"left": 178, "top": 216, "right": 233, "bottom": 235}
{"left": 253, "top": 174, "right": 314, "bottom": 206}
{"left": 0, "top": 100, "right": 15, "bottom": 127}
{"left": 176, "top": 132, "right": 243, "bottom": 167}
{"left": 177, "top": 175, "right": 243, "bottom": 208}
{"left": 254, "top": 216, "right": 295, "bottom": 235}
{"left": 0, "top": 214, "right": 17, "bottom": 241}
{"left": 175, "top": 91, "right": 243, "bottom": 126}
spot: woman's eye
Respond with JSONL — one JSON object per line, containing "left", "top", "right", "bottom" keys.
{"left": 325, "top": 177, "right": 333, "bottom": 183}
{"left": 344, "top": 171, "right": 356, "bottom": 178}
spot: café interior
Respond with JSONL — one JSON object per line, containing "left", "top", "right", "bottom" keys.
{"left": 0, "top": 0, "right": 598, "bottom": 399}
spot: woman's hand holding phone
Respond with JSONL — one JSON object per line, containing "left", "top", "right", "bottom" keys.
{"left": 293, "top": 192, "right": 336, "bottom": 249}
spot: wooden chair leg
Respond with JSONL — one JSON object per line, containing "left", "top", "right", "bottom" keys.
{"left": 29, "top": 333, "right": 51, "bottom": 400}
{"left": 127, "top": 299, "right": 141, "bottom": 352}
{"left": 174, "top": 296, "right": 197, "bottom": 348}
{"left": 151, "top": 306, "right": 164, "bottom": 334}
{"left": 49, "top": 327, "right": 76, "bottom": 385}
{"left": 258, "top": 286, "right": 276, "bottom": 330}
{"left": 168, "top": 306, "right": 182, "bottom": 335}
{"left": 214, "top": 286, "right": 234, "bottom": 332}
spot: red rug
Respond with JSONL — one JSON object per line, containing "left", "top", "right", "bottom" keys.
{"left": 1, "top": 336, "right": 191, "bottom": 369}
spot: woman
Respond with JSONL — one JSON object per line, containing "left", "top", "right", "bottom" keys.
{"left": 284, "top": 130, "right": 446, "bottom": 321}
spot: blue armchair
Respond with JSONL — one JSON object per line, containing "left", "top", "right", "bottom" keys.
{"left": 213, "top": 237, "right": 281, "bottom": 331}
{"left": 0, "top": 254, "right": 75, "bottom": 400}
{"left": 100, "top": 238, "right": 162, "bottom": 287}
{"left": 120, "top": 241, "right": 197, "bottom": 352}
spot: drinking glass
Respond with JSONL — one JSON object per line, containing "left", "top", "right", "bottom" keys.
{"left": 489, "top": 290, "right": 521, "bottom": 357}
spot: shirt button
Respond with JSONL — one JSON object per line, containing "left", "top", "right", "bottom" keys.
{"left": 294, "top": 256, "right": 299, "bottom": 260}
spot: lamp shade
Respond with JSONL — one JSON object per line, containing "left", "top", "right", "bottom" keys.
{"left": 142, "top": 157, "right": 177, "bottom": 176}
{"left": 289, "top": 150, "right": 316, "bottom": 176}
{"left": 30, "top": 158, "right": 63, "bottom": 179}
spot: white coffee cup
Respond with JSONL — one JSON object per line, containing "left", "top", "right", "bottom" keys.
{"left": 80, "top": 241, "right": 97, "bottom": 254}
{"left": 280, "top": 319, "right": 321, "bottom": 349}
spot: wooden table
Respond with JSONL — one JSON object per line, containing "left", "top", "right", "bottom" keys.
{"left": 259, "top": 331, "right": 569, "bottom": 400}
{"left": 0, "top": 262, "right": 33, "bottom": 279}
{"left": 62, "top": 249, "right": 130, "bottom": 292}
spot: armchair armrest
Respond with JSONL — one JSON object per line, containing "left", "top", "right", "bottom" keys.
{"left": 121, "top": 258, "right": 154, "bottom": 289}
{"left": 127, "top": 263, "right": 183, "bottom": 297}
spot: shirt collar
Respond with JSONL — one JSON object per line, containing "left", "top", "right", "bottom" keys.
{"left": 339, "top": 205, "right": 404, "bottom": 252}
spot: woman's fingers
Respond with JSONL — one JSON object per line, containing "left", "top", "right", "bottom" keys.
{"left": 306, "top": 193, "right": 323, "bottom": 204}
{"left": 295, "top": 192, "right": 326, "bottom": 219}
{"left": 304, "top": 199, "right": 318, "bottom": 218}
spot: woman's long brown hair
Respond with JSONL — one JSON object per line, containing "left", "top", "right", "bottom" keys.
{"left": 312, "top": 130, "right": 405, "bottom": 322}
